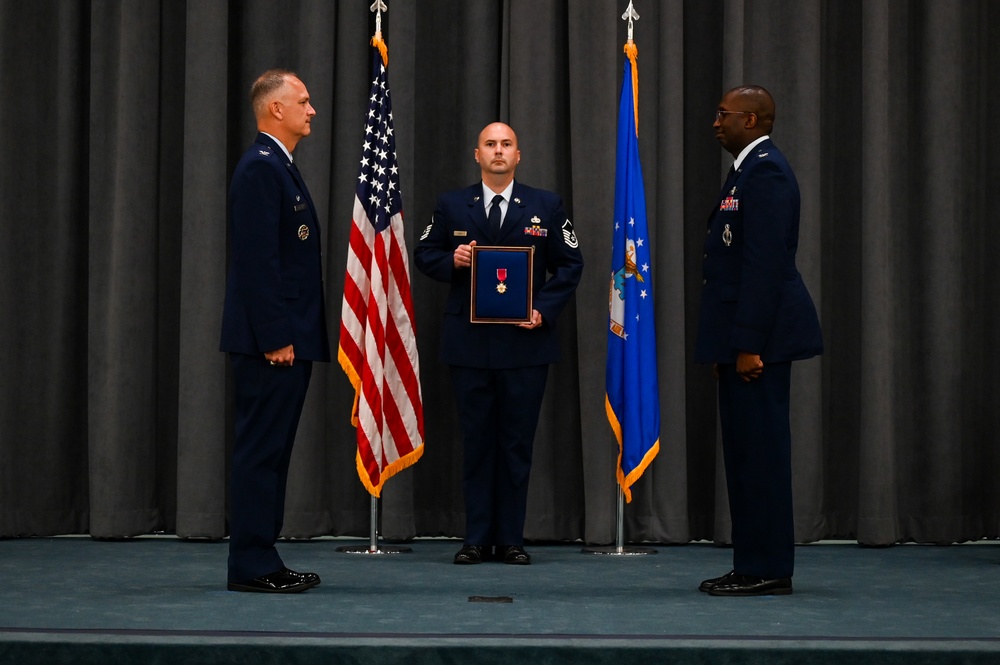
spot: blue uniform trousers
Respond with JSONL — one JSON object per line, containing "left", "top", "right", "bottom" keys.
{"left": 717, "top": 361, "right": 794, "bottom": 579}
{"left": 227, "top": 353, "right": 312, "bottom": 582}
{"left": 450, "top": 365, "right": 549, "bottom": 548}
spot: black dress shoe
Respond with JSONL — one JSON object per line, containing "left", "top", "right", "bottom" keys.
{"left": 707, "top": 574, "right": 792, "bottom": 596}
{"left": 282, "top": 568, "right": 321, "bottom": 588}
{"left": 499, "top": 545, "right": 531, "bottom": 565}
{"left": 227, "top": 570, "right": 315, "bottom": 593}
{"left": 454, "top": 544, "right": 486, "bottom": 564}
{"left": 698, "top": 570, "right": 736, "bottom": 593}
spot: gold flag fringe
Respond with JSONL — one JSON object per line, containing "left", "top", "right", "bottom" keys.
{"left": 372, "top": 34, "right": 388, "bottom": 66}
{"left": 624, "top": 41, "right": 639, "bottom": 136}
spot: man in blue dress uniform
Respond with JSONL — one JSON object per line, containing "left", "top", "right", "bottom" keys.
{"left": 220, "top": 69, "right": 330, "bottom": 593}
{"left": 696, "top": 86, "right": 823, "bottom": 596}
{"left": 415, "top": 123, "right": 584, "bottom": 565}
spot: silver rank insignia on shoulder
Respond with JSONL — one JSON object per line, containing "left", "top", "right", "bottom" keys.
{"left": 259, "top": 150, "right": 270, "bottom": 156}
{"left": 757, "top": 152, "right": 768, "bottom": 158}
{"left": 298, "top": 224, "right": 309, "bottom": 241}
{"left": 723, "top": 224, "right": 732, "bottom": 246}
{"left": 561, "top": 219, "right": 579, "bottom": 248}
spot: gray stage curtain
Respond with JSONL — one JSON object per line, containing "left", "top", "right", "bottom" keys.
{"left": 1, "top": 0, "right": 998, "bottom": 546}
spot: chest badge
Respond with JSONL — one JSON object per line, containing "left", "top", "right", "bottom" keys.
{"left": 524, "top": 215, "right": 547, "bottom": 237}
{"left": 298, "top": 224, "right": 310, "bottom": 241}
{"left": 723, "top": 224, "right": 732, "bottom": 247}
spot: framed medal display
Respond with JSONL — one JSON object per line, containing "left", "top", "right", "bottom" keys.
{"left": 470, "top": 245, "right": 534, "bottom": 324}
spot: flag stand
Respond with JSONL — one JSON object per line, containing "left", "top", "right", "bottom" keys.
{"left": 581, "top": 486, "right": 657, "bottom": 555}
{"left": 336, "top": 495, "right": 411, "bottom": 555}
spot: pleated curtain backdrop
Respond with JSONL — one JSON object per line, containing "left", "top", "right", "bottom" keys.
{"left": 1, "top": 0, "right": 998, "bottom": 546}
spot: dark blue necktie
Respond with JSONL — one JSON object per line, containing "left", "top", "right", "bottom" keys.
{"left": 488, "top": 194, "right": 504, "bottom": 241}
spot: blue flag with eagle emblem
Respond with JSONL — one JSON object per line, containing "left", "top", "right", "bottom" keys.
{"left": 606, "top": 43, "right": 660, "bottom": 503}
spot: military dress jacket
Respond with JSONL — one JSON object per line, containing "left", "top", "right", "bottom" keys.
{"left": 415, "top": 181, "right": 584, "bottom": 369}
{"left": 220, "top": 133, "right": 330, "bottom": 362}
{"left": 695, "top": 139, "right": 822, "bottom": 364}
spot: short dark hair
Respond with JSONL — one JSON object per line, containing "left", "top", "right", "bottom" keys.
{"left": 728, "top": 85, "right": 775, "bottom": 132}
{"left": 250, "top": 69, "right": 297, "bottom": 117}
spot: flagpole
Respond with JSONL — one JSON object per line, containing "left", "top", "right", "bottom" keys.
{"left": 336, "top": 0, "right": 413, "bottom": 556}
{"left": 583, "top": 0, "right": 657, "bottom": 557}
{"left": 336, "top": 495, "right": 411, "bottom": 555}
{"left": 582, "top": 486, "right": 657, "bottom": 555}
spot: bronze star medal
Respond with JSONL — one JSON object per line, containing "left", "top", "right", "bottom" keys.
{"left": 496, "top": 268, "right": 507, "bottom": 294}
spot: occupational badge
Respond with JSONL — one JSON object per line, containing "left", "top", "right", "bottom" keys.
{"left": 298, "top": 224, "right": 310, "bottom": 241}
{"left": 524, "top": 215, "right": 547, "bottom": 237}
{"left": 723, "top": 223, "right": 732, "bottom": 247}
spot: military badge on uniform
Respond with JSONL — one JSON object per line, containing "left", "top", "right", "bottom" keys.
{"left": 561, "top": 219, "right": 579, "bottom": 248}
{"left": 513, "top": 197, "right": 522, "bottom": 205}
{"left": 723, "top": 223, "right": 732, "bottom": 247}
{"left": 524, "top": 215, "right": 547, "bottom": 237}
{"left": 420, "top": 222, "right": 433, "bottom": 240}
{"left": 259, "top": 150, "right": 270, "bottom": 156}
{"left": 298, "top": 224, "right": 310, "bottom": 240}
{"left": 720, "top": 196, "right": 739, "bottom": 212}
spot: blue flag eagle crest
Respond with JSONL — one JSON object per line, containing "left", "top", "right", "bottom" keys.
{"left": 605, "top": 41, "right": 661, "bottom": 503}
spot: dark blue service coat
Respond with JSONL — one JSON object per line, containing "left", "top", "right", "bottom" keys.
{"left": 695, "top": 138, "right": 822, "bottom": 365}
{"left": 414, "top": 181, "right": 584, "bottom": 369}
{"left": 220, "top": 133, "right": 330, "bottom": 362}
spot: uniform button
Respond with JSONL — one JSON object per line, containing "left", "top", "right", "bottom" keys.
{"left": 703, "top": 253, "right": 708, "bottom": 259}
{"left": 702, "top": 279, "right": 707, "bottom": 285}
{"left": 707, "top": 228, "right": 711, "bottom": 235}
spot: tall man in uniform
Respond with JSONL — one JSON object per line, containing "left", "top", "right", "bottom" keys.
{"left": 696, "top": 85, "right": 823, "bottom": 596}
{"left": 220, "top": 69, "right": 330, "bottom": 593}
{"left": 415, "top": 122, "right": 584, "bottom": 565}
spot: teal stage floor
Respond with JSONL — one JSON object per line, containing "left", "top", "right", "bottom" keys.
{"left": 2, "top": 537, "right": 999, "bottom": 664}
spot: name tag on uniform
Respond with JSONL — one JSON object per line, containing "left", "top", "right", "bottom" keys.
{"left": 293, "top": 203, "right": 307, "bottom": 212}
{"left": 453, "top": 230, "right": 468, "bottom": 237}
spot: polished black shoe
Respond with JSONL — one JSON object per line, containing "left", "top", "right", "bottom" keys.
{"left": 227, "top": 570, "right": 315, "bottom": 593}
{"left": 707, "top": 574, "right": 792, "bottom": 596}
{"left": 499, "top": 545, "right": 531, "bottom": 565}
{"left": 698, "top": 570, "right": 736, "bottom": 593}
{"left": 282, "top": 568, "right": 321, "bottom": 588}
{"left": 454, "top": 544, "right": 486, "bottom": 564}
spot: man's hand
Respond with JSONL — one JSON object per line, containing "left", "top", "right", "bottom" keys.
{"left": 736, "top": 351, "right": 763, "bottom": 382}
{"left": 517, "top": 309, "right": 543, "bottom": 330}
{"left": 265, "top": 345, "right": 295, "bottom": 367}
{"left": 454, "top": 240, "right": 477, "bottom": 269}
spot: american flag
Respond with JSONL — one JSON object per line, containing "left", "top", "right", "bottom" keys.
{"left": 338, "top": 44, "right": 424, "bottom": 497}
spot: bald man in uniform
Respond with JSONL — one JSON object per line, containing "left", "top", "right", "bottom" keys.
{"left": 415, "top": 123, "right": 584, "bottom": 566}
